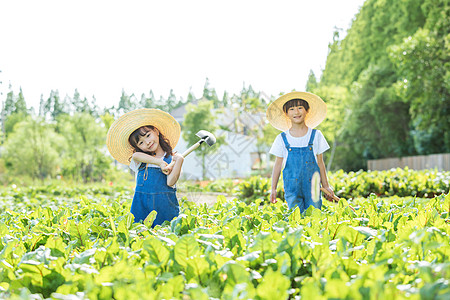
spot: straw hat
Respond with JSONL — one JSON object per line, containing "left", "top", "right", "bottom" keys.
{"left": 266, "top": 91, "right": 327, "bottom": 131}
{"left": 106, "top": 108, "right": 181, "bottom": 165}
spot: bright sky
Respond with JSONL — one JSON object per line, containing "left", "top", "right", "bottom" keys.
{"left": 0, "top": 0, "right": 365, "bottom": 111}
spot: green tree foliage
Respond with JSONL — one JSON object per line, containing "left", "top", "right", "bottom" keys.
{"left": 317, "top": 0, "right": 449, "bottom": 170}
{"left": 58, "top": 113, "right": 111, "bottom": 182}
{"left": 221, "top": 91, "right": 230, "bottom": 107}
{"left": 1, "top": 86, "right": 29, "bottom": 138}
{"left": 187, "top": 89, "right": 196, "bottom": 103}
{"left": 305, "top": 70, "right": 318, "bottom": 92}
{"left": 41, "top": 90, "right": 67, "bottom": 120}
{"left": 140, "top": 91, "right": 154, "bottom": 108}
{"left": 4, "top": 117, "right": 64, "bottom": 182}
{"left": 70, "top": 89, "right": 98, "bottom": 116}
{"left": 166, "top": 89, "right": 179, "bottom": 111}
{"left": 117, "top": 90, "right": 136, "bottom": 114}
{"left": 389, "top": 27, "right": 450, "bottom": 154}
{"left": 182, "top": 100, "right": 225, "bottom": 179}
{"left": 202, "top": 78, "right": 220, "bottom": 108}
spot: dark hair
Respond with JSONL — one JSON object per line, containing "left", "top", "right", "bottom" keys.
{"left": 282, "top": 98, "right": 310, "bottom": 114}
{"left": 128, "top": 125, "right": 172, "bottom": 158}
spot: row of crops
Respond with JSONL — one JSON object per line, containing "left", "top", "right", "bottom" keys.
{"left": 0, "top": 169, "right": 449, "bottom": 299}
{"left": 185, "top": 168, "right": 450, "bottom": 202}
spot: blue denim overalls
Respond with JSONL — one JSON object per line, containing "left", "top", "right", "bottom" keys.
{"left": 130, "top": 155, "right": 179, "bottom": 226}
{"left": 281, "top": 129, "right": 322, "bottom": 212}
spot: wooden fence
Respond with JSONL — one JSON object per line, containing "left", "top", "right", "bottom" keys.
{"left": 368, "top": 153, "right": 450, "bottom": 171}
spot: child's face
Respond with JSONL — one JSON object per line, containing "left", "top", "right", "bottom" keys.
{"left": 136, "top": 128, "right": 160, "bottom": 153}
{"left": 286, "top": 105, "right": 308, "bottom": 124}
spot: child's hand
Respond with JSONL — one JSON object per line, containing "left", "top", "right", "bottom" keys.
{"left": 172, "top": 152, "right": 184, "bottom": 163}
{"left": 322, "top": 186, "right": 337, "bottom": 202}
{"left": 270, "top": 189, "right": 278, "bottom": 204}
{"left": 160, "top": 162, "right": 172, "bottom": 175}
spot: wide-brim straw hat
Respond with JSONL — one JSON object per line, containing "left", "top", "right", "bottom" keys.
{"left": 106, "top": 108, "right": 181, "bottom": 165}
{"left": 266, "top": 91, "right": 327, "bottom": 131}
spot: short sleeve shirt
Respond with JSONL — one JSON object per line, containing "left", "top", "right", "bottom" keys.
{"left": 129, "top": 153, "right": 167, "bottom": 179}
{"left": 269, "top": 128, "right": 330, "bottom": 168}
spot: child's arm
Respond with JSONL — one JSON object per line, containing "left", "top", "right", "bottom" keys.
{"left": 132, "top": 152, "right": 172, "bottom": 175}
{"left": 270, "top": 156, "right": 283, "bottom": 203}
{"left": 167, "top": 152, "right": 184, "bottom": 187}
{"left": 316, "top": 154, "right": 335, "bottom": 201}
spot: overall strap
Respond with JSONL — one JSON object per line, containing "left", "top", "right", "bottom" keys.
{"left": 308, "top": 129, "right": 317, "bottom": 146}
{"left": 163, "top": 155, "right": 172, "bottom": 164}
{"left": 280, "top": 132, "right": 291, "bottom": 150}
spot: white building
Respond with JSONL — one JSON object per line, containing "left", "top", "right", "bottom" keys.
{"left": 171, "top": 101, "right": 267, "bottom": 180}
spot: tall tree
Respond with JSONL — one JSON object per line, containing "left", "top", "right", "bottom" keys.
{"left": 316, "top": 0, "right": 449, "bottom": 170}
{"left": 202, "top": 78, "right": 220, "bottom": 108}
{"left": 182, "top": 100, "right": 225, "bottom": 179}
{"left": 187, "top": 88, "right": 196, "bottom": 103}
{"left": 58, "top": 113, "right": 110, "bottom": 182}
{"left": 42, "top": 90, "right": 66, "bottom": 120}
{"left": 140, "top": 90, "right": 156, "bottom": 108}
{"left": 4, "top": 117, "right": 64, "bottom": 182}
{"left": 305, "top": 70, "right": 318, "bottom": 92}
{"left": 117, "top": 90, "right": 135, "bottom": 114}
{"left": 2, "top": 86, "right": 29, "bottom": 138}
{"left": 166, "top": 89, "right": 178, "bottom": 111}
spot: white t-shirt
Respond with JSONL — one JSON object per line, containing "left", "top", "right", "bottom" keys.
{"left": 269, "top": 128, "right": 330, "bottom": 168}
{"left": 129, "top": 153, "right": 177, "bottom": 188}
{"left": 129, "top": 158, "right": 161, "bottom": 173}
{"left": 129, "top": 153, "right": 168, "bottom": 177}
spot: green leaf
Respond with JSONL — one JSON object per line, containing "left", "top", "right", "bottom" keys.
{"left": 144, "top": 210, "right": 157, "bottom": 228}
{"left": 143, "top": 237, "right": 170, "bottom": 267}
{"left": 256, "top": 269, "right": 290, "bottom": 299}
{"left": 174, "top": 235, "right": 200, "bottom": 268}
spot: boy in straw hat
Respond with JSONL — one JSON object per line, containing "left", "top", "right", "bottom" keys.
{"left": 106, "top": 108, "right": 184, "bottom": 226}
{"left": 266, "top": 91, "right": 335, "bottom": 212}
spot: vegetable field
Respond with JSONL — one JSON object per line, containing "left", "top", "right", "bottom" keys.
{"left": 0, "top": 176, "right": 449, "bottom": 299}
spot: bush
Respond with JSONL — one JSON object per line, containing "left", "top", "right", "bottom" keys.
{"left": 228, "top": 168, "right": 450, "bottom": 202}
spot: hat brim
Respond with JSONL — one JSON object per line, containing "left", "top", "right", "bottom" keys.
{"left": 106, "top": 108, "right": 181, "bottom": 165}
{"left": 266, "top": 91, "right": 327, "bottom": 131}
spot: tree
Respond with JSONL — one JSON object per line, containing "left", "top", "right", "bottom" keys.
{"left": 58, "top": 113, "right": 110, "bottom": 182}
{"left": 305, "top": 70, "right": 318, "bottom": 92}
{"left": 117, "top": 90, "right": 136, "bottom": 114}
{"left": 140, "top": 90, "right": 156, "bottom": 108}
{"left": 1, "top": 86, "right": 29, "bottom": 138}
{"left": 41, "top": 90, "right": 66, "bottom": 120}
{"left": 389, "top": 27, "right": 450, "bottom": 154}
{"left": 202, "top": 78, "right": 220, "bottom": 108}
{"left": 182, "top": 100, "right": 225, "bottom": 179}
{"left": 316, "top": 0, "right": 449, "bottom": 170}
{"left": 70, "top": 89, "right": 98, "bottom": 116}
{"left": 221, "top": 91, "right": 230, "bottom": 107}
{"left": 4, "top": 117, "right": 64, "bottom": 182}
{"left": 187, "top": 88, "right": 196, "bottom": 103}
{"left": 166, "top": 89, "right": 178, "bottom": 111}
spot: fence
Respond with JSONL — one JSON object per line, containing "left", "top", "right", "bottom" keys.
{"left": 368, "top": 153, "right": 450, "bottom": 171}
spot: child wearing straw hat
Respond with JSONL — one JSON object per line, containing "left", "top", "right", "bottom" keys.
{"left": 266, "top": 91, "right": 335, "bottom": 213}
{"left": 106, "top": 108, "right": 184, "bottom": 226}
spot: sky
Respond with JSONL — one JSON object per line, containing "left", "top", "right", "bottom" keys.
{"left": 0, "top": 0, "right": 366, "bottom": 111}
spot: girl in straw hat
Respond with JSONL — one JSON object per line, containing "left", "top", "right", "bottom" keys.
{"left": 106, "top": 108, "right": 184, "bottom": 226}
{"left": 266, "top": 91, "right": 335, "bottom": 213}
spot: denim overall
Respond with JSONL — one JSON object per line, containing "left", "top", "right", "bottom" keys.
{"left": 130, "top": 155, "right": 179, "bottom": 226}
{"left": 281, "top": 129, "right": 322, "bottom": 212}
